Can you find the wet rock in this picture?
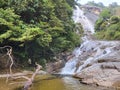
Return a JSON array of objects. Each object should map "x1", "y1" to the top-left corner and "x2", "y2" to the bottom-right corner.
[
  {"x1": 72, "y1": 40, "x2": 120, "y2": 87},
  {"x1": 75, "y1": 63, "x2": 120, "y2": 87},
  {"x1": 113, "y1": 80, "x2": 120, "y2": 87},
  {"x1": 75, "y1": 50, "x2": 120, "y2": 88},
  {"x1": 46, "y1": 60, "x2": 65, "y2": 73}
]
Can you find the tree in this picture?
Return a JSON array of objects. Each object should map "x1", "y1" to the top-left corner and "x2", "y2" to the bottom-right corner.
[
  {"x1": 97, "y1": 2, "x2": 105, "y2": 8},
  {"x1": 0, "y1": 0, "x2": 81, "y2": 66},
  {"x1": 110, "y1": 16, "x2": 120, "y2": 24},
  {"x1": 109, "y1": 2, "x2": 118, "y2": 8},
  {"x1": 100, "y1": 8, "x2": 111, "y2": 20}
]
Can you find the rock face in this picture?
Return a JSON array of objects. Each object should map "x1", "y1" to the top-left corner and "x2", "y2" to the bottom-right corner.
[
  {"x1": 74, "y1": 42, "x2": 120, "y2": 88},
  {"x1": 61, "y1": 5, "x2": 120, "y2": 88},
  {"x1": 46, "y1": 60, "x2": 65, "y2": 73}
]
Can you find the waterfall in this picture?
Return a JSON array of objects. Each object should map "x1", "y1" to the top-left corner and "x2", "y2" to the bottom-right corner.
[
  {"x1": 59, "y1": 5, "x2": 120, "y2": 88},
  {"x1": 60, "y1": 5, "x2": 95, "y2": 75},
  {"x1": 60, "y1": 5, "x2": 120, "y2": 76}
]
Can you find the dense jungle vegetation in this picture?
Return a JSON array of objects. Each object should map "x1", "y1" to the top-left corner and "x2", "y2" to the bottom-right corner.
[
  {"x1": 95, "y1": 2, "x2": 120, "y2": 40},
  {"x1": 0, "y1": 0, "x2": 83, "y2": 67}
]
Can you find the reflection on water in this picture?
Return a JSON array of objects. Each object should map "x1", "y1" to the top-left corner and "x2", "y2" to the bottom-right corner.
[
  {"x1": 0, "y1": 78, "x2": 23, "y2": 90},
  {"x1": 63, "y1": 77, "x2": 83, "y2": 90},
  {"x1": 0, "y1": 74, "x2": 114, "y2": 90},
  {"x1": 32, "y1": 75, "x2": 66, "y2": 90},
  {"x1": 31, "y1": 75, "x2": 112, "y2": 90}
]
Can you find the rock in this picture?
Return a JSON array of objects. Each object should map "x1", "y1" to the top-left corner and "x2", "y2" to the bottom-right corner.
[
  {"x1": 75, "y1": 63, "x2": 120, "y2": 87},
  {"x1": 61, "y1": 7, "x2": 120, "y2": 88},
  {"x1": 68, "y1": 5, "x2": 120, "y2": 89},
  {"x1": 46, "y1": 60, "x2": 65, "y2": 73},
  {"x1": 74, "y1": 45, "x2": 120, "y2": 87},
  {"x1": 113, "y1": 81, "x2": 120, "y2": 90},
  {"x1": 75, "y1": 50, "x2": 120, "y2": 88}
]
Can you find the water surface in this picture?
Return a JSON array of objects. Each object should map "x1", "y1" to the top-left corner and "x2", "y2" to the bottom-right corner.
[
  {"x1": 0, "y1": 74, "x2": 114, "y2": 90},
  {"x1": 31, "y1": 75, "x2": 112, "y2": 90}
]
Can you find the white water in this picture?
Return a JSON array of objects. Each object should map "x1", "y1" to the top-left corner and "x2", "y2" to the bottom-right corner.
[
  {"x1": 61, "y1": 6, "x2": 95, "y2": 75},
  {"x1": 72, "y1": 6, "x2": 94, "y2": 33},
  {"x1": 61, "y1": 6, "x2": 120, "y2": 75}
]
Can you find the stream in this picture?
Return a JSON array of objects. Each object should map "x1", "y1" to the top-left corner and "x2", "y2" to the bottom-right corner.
[{"x1": 0, "y1": 5, "x2": 118, "y2": 90}]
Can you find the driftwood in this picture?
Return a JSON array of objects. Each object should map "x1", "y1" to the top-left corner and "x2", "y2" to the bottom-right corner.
[
  {"x1": 9, "y1": 63, "x2": 42, "y2": 90},
  {"x1": 7, "y1": 48, "x2": 13, "y2": 75},
  {"x1": 0, "y1": 46, "x2": 42, "y2": 90},
  {"x1": 23, "y1": 62, "x2": 42, "y2": 90},
  {"x1": 0, "y1": 46, "x2": 13, "y2": 75}
]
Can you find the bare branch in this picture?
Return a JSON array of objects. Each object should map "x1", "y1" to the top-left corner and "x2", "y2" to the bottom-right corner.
[
  {"x1": 23, "y1": 62, "x2": 42, "y2": 90},
  {"x1": 7, "y1": 48, "x2": 13, "y2": 75},
  {"x1": 0, "y1": 46, "x2": 14, "y2": 83},
  {"x1": 0, "y1": 46, "x2": 43, "y2": 90},
  {"x1": 0, "y1": 46, "x2": 13, "y2": 75}
]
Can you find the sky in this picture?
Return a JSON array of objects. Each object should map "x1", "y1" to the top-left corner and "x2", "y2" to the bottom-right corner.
[{"x1": 78, "y1": 0, "x2": 120, "y2": 6}]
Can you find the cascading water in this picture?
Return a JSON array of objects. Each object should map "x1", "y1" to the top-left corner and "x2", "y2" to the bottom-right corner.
[
  {"x1": 61, "y1": 5, "x2": 95, "y2": 75},
  {"x1": 72, "y1": 6, "x2": 94, "y2": 33},
  {"x1": 72, "y1": 5, "x2": 95, "y2": 41},
  {"x1": 60, "y1": 5, "x2": 120, "y2": 75}
]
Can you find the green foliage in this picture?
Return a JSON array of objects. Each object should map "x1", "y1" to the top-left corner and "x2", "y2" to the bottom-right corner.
[
  {"x1": 0, "y1": 30, "x2": 12, "y2": 43},
  {"x1": 100, "y1": 8, "x2": 111, "y2": 20},
  {"x1": 95, "y1": 8, "x2": 112, "y2": 32},
  {"x1": 95, "y1": 5, "x2": 120, "y2": 40},
  {"x1": 0, "y1": 0, "x2": 81, "y2": 66},
  {"x1": 110, "y1": 16, "x2": 120, "y2": 24},
  {"x1": 66, "y1": 0, "x2": 76, "y2": 7},
  {"x1": 95, "y1": 15, "x2": 120, "y2": 40},
  {"x1": 86, "y1": 1, "x2": 105, "y2": 8},
  {"x1": 0, "y1": 8, "x2": 22, "y2": 44},
  {"x1": 95, "y1": 18, "x2": 104, "y2": 31},
  {"x1": 114, "y1": 31, "x2": 120, "y2": 39}
]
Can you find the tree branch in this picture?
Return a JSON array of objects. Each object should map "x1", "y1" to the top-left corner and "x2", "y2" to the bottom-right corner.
[{"x1": 0, "y1": 46, "x2": 43, "y2": 90}]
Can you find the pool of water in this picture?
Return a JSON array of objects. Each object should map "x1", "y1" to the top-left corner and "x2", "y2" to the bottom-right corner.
[
  {"x1": 31, "y1": 75, "x2": 113, "y2": 90},
  {"x1": 0, "y1": 74, "x2": 114, "y2": 90}
]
